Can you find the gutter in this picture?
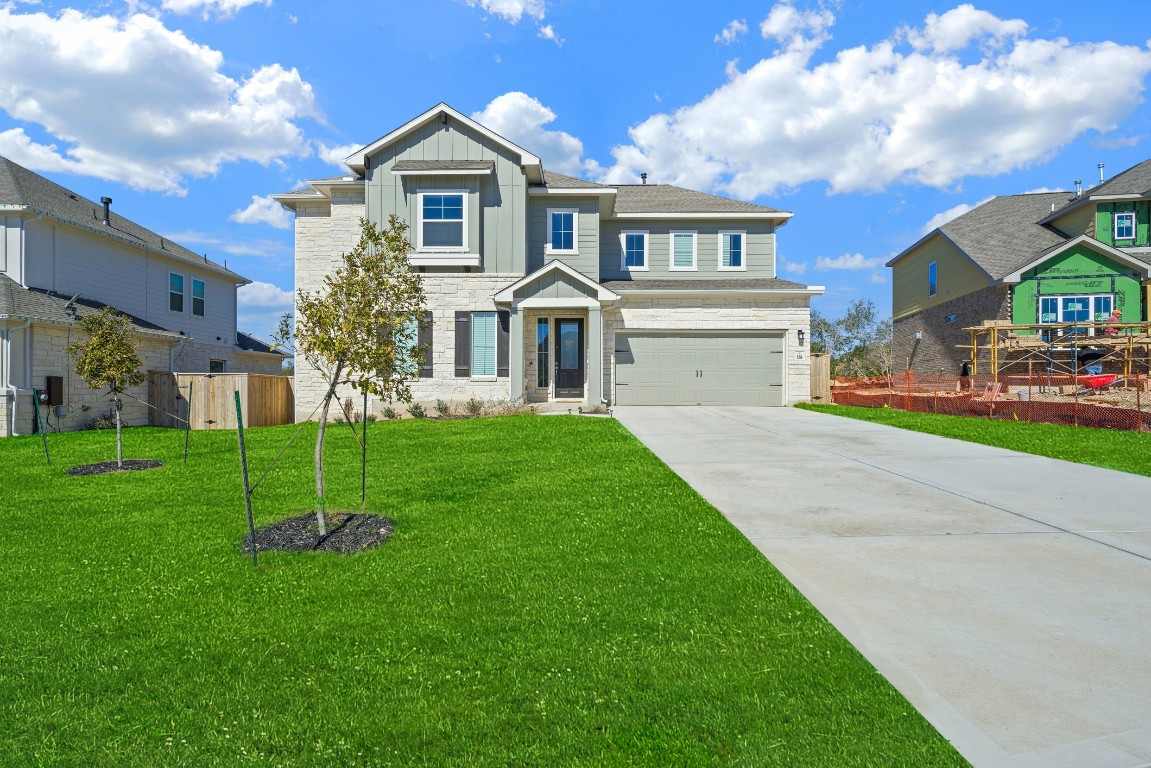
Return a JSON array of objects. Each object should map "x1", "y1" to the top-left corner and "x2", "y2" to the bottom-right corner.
[{"x1": 3, "y1": 318, "x2": 31, "y2": 436}]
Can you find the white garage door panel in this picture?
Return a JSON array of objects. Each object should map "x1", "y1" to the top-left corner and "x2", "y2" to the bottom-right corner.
[{"x1": 615, "y1": 332, "x2": 784, "y2": 406}]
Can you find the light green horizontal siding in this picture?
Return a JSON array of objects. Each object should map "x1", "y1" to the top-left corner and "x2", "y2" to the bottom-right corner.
[
  {"x1": 527, "y1": 198, "x2": 600, "y2": 280},
  {"x1": 599, "y1": 221, "x2": 776, "y2": 279},
  {"x1": 891, "y1": 236, "x2": 987, "y2": 319}
]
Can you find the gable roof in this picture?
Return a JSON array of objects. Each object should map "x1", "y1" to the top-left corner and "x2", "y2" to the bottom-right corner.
[
  {"x1": 492, "y1": 260, "x2": 620, "y2": 303},
  {"x1": 0, "y1": 274, "x2": 182, "y2": 338},
  {"x1": 345, "y1": 103, "x2": 542, "y2": 181},
  {"x1": 236, "y1": 330, "x2": 289, "y2": 357},
  {"x1": 1085, "y1": 159, "x2": 1151, "y2": 197},
  {"x1": 0, "y1": 156, "x2": 247, "y2": 283},
  {"x1": 1001, "y1": 234, "x2": 1151, "y2": 283}
]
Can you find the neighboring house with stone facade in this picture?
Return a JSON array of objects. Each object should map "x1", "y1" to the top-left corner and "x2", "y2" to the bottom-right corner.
[
  {"x1": 0, "y1": 156, "x2": 285, "y2": 437},
  {"x1": 274, "y1": 103, "x2": 822, "y2": 419},
  {"x1": 890, "y1": 160, "x2": 1151, "y2": 375}
]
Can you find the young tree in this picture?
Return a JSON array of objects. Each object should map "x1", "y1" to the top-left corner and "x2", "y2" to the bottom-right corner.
[
  {"x1": 284, "y1": 215, "x2": 426, "y2": 535},
  {"x1": 65, "y1": 307, "x2": 146, "y2": 468},
  {"x1": 811, "y1": 298, "x2": 893, "y2": 379}
]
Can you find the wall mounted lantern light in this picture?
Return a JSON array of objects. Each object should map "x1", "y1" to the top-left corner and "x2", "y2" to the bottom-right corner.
[{"x1": 797, "y1": 329, "x2": 806, "y2": 346}]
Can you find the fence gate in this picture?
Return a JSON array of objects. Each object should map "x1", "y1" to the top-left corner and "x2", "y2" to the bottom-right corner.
[{"x1": 148, "y1": 372, "x2": 294, "y2": 430}]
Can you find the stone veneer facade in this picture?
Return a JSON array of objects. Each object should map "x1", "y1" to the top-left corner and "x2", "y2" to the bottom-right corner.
[{"x1": 894, "y1": 285, "x2": 1009, "y2": 375}]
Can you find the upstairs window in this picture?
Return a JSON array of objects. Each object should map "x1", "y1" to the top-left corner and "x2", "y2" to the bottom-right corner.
[
  {"x1": 169, "y1": 272, "x2": 184, "y2": 312},
  {"x1": 418, "y1": 191, "x2": 466, "y2": 251},
  {"x1": 928, "y1": 261, "x2": 937, "y2": 297},
  {"x1": 1114, "y1": 211, "x2": 1135, "y2": 241},
  {"x1": 670, "y1": 231, "x2": 697, "y2": 271},
  {"x1": 621, "y1": 231, "x2": 648, "y2": 271},
  {"x1": 719, "y1": 231, "x2": 745, "y2": 270},
  {"x1": 547, "y1": 209, "x2": 577, "y2": 253},
  {"x1": 192, "y1": 279, "x2": 205, "y2": 317}
]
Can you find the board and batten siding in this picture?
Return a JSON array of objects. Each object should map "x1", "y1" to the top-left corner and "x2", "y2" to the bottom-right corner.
[
  {"x1": 891, "y1": 235, "x2": 988, "y2": 319},
  {"x1": 598, "y1": 220, "x2": 776, "y2": 280},
  {"x1": 363, "y1": 118, "x2": 527, "y2": 275},
  {"x1": 526, "y1": 197, "x2": 600, "y2": 280}
]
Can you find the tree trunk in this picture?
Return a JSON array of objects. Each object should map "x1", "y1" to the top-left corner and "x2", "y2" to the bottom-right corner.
[
  {"x1": 313, "y1": 364, "x2": 343, "y2": 537},
  {"x1": 114, "y1": 394, "x2": 124, "y2": 469}
]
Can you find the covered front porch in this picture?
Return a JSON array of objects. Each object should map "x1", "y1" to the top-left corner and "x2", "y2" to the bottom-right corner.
[{"x1": 493, "y1": 261, "x2": 618, "y2": 406}]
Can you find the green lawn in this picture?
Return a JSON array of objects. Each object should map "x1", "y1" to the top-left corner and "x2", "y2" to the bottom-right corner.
[
  {"x1": 799, "y1": 403, "x2": 1151, "y2": 477},
  {"x1": 1, "y1": 417, "x2": 966, "y2": 767}
]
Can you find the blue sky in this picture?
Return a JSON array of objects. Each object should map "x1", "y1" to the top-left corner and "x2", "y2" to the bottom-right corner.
[{"x1": 3, "y1": 0, "x2": 1151, "y2": 340}]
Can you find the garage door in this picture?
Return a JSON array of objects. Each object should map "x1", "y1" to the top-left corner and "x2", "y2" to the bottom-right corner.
[{"x1": 614, "y1": 332, "x2": 785, "y2": 406}]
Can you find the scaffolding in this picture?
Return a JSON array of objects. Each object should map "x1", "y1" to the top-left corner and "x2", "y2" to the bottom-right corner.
[{"x1": 963, "y1": 321, "x2": 1151, "y2": 381}]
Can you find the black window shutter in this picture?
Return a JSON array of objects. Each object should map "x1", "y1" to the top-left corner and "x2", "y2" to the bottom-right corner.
[
  {"x1": 454, "y1": 312, "x2": 471, "y2": 377},
  {"x1": 418, "y1": 311, "x2": 433, "y2": 378},
  {"x1": 497, "y1": 310, "x2": 510, "y2": 377}
]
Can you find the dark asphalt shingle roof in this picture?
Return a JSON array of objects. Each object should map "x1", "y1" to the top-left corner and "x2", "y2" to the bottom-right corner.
[
  {"x1": 614, "y1": 184, "x2": 786, "y2": 215},
  {"x1": 0, "y1": 156, "x2": 246, "y2": 283},
  {"x1": 236, "y1": 331, "x2": 288, "y2": 356},
  {"x1": 539, "y1": 170, "x2": 610, "y2": 188},
  {"x1": 934, "y1": 192, "x2": 1074, "y2": 280},
  {"x1": 1085, "y1": 159, "x2": 1151, "y2": 197},
  {"x1": 391, "y1": 160, "x2": 494, "y2": 172},
  {"x1": 602, "y1": 278, "x2": 812, "y2": 291},
  {"x1": 0, "y1": 274, "x2": 182, "y2": 338}
]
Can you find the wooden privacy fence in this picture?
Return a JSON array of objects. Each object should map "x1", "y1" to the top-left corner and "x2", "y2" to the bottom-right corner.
[
  {"x1": 809, "y1": 353, "x2": 831, "y2": 403},
  {"x1": 149, "y1": 372, "x2": 294, "y2": 430}
]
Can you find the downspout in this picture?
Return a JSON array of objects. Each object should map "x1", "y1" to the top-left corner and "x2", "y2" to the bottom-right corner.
[{"x1": 4, "y1": 318, "x2": 32, "y2": 436}]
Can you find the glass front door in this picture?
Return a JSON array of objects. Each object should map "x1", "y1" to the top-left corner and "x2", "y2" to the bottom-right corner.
[{"x1": 554, "y1": 318, "x2": 585, "y2": 398}]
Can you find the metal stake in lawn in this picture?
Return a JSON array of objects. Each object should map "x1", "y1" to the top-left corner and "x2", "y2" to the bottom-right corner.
[
  {"x1": 234, "y1": 390, "x2": 258, "y2": 567},
  {"x1": 183, "y1": 380, "x2": 192, "y2": 464},
  {"x1": 31, "y1": 389, "x2": 50, "y2": 465},
  {"x1": 361, "y1": 389, "x2": 368, "y2": 512}
]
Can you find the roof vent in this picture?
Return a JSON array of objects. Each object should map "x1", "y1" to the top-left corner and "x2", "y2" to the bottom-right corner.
[
  {"x1": 640, "y1": 172, "x2": 647, "y2": 185},
  {"x1": 1098, "y1": 162, "x2": 1105, "y2": 184},
  {"x1": 1074, "y1": 180, "x2": 1082, "y2": 198},
  {"x1": 100, "y1": 196, "x2": 112, "y2": 225}
]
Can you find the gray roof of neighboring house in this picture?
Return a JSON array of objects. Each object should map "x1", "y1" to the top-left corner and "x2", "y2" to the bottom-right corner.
[
  {"x1": 0, "y1": 274, "x2": 182, "y2": 338},
  {"x1": 0, "y1": 156, "x2": 247, "y2": 283},
  {"x1": 613, "y1": 184, "x2": 786, "y2": 215},
  {"x1": 539, "y1": 170, "x2": 610, "y2": 188},
  {"x1": 391, "y1": 160, "x2": 494, "y2": 172},
  {"x1": 236, "y1": 331, "x2": 289, "y2": 356},
  {"x1": 1085, "y1": 158, "x2": 1151, "y2": 197},
  {"x1": 931, "y1": 192, "x2": 1075, "y2": 280},
  {"x1": 602, "y1": 277, "x2": 813, "y2": 292}
]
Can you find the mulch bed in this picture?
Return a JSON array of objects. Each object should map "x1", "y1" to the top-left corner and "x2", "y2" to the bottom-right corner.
[
  {"x1": 66, "y1": 459, "x2": 164, "y2": 476},
  {"x1": 243, "y1": 512, "x2": 394, "y2": 555}
]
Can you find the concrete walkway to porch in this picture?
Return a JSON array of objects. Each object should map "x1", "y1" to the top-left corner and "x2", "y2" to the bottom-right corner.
[{"x1": 614, "y1": 405, "x2": 1151, "y2": 768}]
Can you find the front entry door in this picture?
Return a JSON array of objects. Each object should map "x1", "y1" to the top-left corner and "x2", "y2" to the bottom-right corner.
[{"x1": 554, "y1": 318, "x2": 585, "y2": 398}]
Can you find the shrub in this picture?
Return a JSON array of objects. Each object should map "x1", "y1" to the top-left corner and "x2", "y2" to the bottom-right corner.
[
  {"x1": 465, "y1": 397, "x2": 484, "y2": 418},
  {"x1": 86, "y1": 415, "x2": 115, "y2": 430},
  {"x1": 409, "y1": 402, "x2": 427, "y2": 419},
  {"x1": 435, "y1": 399, "x2": 452, "y2": 418},
  {"x1": 382, "y1": 407, "x2": 398, "y2": 420}
]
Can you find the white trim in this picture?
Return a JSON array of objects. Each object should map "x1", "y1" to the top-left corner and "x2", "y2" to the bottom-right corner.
[
  {"x1": 392, "y1": 168, "x2": 492, "y2": 176},
  {"x1": 545, "y1": 208, "x2": 579, "y2": 255},
  {"x1": 669, "y1": 231, "x2": 697, "y2": 271},
  {"x1": 493, "y1": 260, "x2": 620, "y2": 303},
  {"x1": 1000, "y1": 234, "x2": 1151, "y2": 283},
  {"x1": 718, "y1": 231, "x2": 747, "y2": 271},
  {"x1": 614, "y1": 211, "x2": 792, "y2": 220},
  {"x1": 620, "y1": 230, "x2": 649, "y2": 272},
  {"x1": 612, "y1": 287, "x2": 826, "y2": 297},
  {"x1": 168, "y1": 271, "x2": 185, "y2": 314},
  {"x1": 529, "y1": 187, "x2": 618, "y2": 196},
  {"x1": 416, "y1": 189, "x2": 468, "y2": 253},
  {"x1": 409, "y1": 253, "x2": 480, "y2": 267},
  {"x1": 514, "y1": 298, "x2": 601, "y2": 309},
  {"x1": 1114, "y1": 210, "x2": 1136, "y2": 241}
]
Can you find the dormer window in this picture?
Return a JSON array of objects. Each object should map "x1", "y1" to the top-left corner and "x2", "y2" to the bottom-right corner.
[
  {"x1": 418, "y1": 191, "x2": 466, "y2": 251},
  {"x1": 1114, "y1": 211, "x2": 1135, "y2": 241}
]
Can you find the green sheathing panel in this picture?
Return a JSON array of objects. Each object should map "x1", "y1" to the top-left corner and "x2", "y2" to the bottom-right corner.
[
  {"x1": 615, "y1": 332, "x2": 784, "y2": 406},
  {"x1": 1011, "y1": 245, "x2": 1142, "y2": 331},
  {"x1": 526, "y1": 198, "x2": 600, "y2": 279},
  {"x1": 512, "y1": 270, "x2": 599, "y2": 301},
  {"x1": 1095, "y1": 201, "x2": 1151, "y2": 247},
  {"x1": 599, "y1": 220, "x2": 775, "y2": 280},
  {"x1": 891, "y1": 235, "x2": 986, "y2": 319},
  {"x1": 364, "y1": 119, "x2": 526, "y2": 274}
]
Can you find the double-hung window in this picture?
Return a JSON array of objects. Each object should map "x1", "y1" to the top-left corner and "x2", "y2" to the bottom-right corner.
[
  {"x1": 1114, "y1": 211, "x2": 1135, "y2": 241},
  {"x1": 547, "y1": 209, "x2": 577, "y2": 254},
  {"x1": 191, "y1": 279, "x2": 205, "y2": 317},
  {"x1": 928, "y1": 261, "x2": 937, "y2": 297},
  {"x1": 621, "y1": 231, "x2": 648, "y2": 271},
  {"x1": 670, "y1": 231, "x2": 697, "y2": 271},
  {"x1": 719, "y1": 231, "x2": 746, "y2": 270},
  {"x1": 169, "y1": 273, "x2": 184, "y2": 312},
  {"x1": 418, "y1": 191, "x2": 466, "y2": 251}
]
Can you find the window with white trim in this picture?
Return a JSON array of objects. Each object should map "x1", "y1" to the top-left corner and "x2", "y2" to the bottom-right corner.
[
  {"x1": 471, "y1": 312, "x2": 497, "y2": 377},
  {"x1": 1040, "y1": 294, "x2": 1113, "y2": 336},
  {"x1": 547, "y1": 209, "x2": 578, "y2": 253},
  {"x1": 169, "y1": 272, "x2": 184, "y2": 312},
  {"x1": 417, "y1": 191, "x2": 466, "y2": 251},
  {"x1": 621, "y1": 231, "x2": 648, "y2": 271},
  {"x1": 191, "y1": 279, "x2": 205, "y2": 317},
  {"x1": 719, "y1": 231, "x2": 746, "y2": 270},
  {"x1": 928, "y1": 261, "x2": 937, "y2": 297},
  {"x1": 1114, "y1": 211, "x2": 1135, "y2": 240},
  {"x1": 670, "y1": 231, "x2": 697, "y2": 271}
]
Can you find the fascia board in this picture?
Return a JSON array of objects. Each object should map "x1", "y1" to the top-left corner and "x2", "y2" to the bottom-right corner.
[
  {"x1": 391, "y1": 168, "x2": 493, "y2": 177},
  {"x1": 612, "y1": 211, "x2": 793, "y2": 220},
  {"x1": 493, "y1": 260, "x2": 620, "y2": 303},
  {"x1": 1000, "y1": 235, "x2": 1151, "y2": 283},
  {"x1": 528, "y1": 187, "x2": 618, "y2": 196},
  {"x1": 612, "y1": 287, "x2": 825, "y2": 297}
]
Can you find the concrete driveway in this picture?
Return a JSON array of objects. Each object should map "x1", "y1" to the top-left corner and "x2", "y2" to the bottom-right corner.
[{"x1": 613, "y1": 405, "x2": 1151, "y2": 768}]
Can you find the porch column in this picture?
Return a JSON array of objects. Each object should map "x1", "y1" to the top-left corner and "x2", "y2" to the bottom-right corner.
[
  {"x1": 587, "y1": 304, "x2": 603, "y2": 405},
  {"x1": 508, "y1": 306, "x2": 524, "y2": 403}
]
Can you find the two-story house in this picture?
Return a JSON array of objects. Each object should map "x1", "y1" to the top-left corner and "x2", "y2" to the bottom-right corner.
[
  {"x1": 275, "y1": 104, "x2": 822, "y2": 417},
  {"x1": 0, "y1": 156, "x2": 285, "y2": 436},
  {"x1": 889, "y1": 159, "x2": 1151, "y2": 375}
]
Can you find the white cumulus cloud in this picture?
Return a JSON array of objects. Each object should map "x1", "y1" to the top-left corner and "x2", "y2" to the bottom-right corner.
[
  {"x1": 537, "y1": 23, "x2": 563, "y2": 47},
  {"x1": 595, "y1": 3, "x2": 1151, "y2": 197},
  {"x1": 316, "y1": 141, "x2": 363, "y2": 170},
  {"x1": 463, "y1": 0, "x2": 545, "y2": 24},
  {"x1": 231, "y1": 194, "x2": 292, "y2": 229},
  {"x1": 715, "y1": 19, "x2": 748, "y2": 45},
  {"x1": 472, "y1": 92, "x2": 588, "y2": 176},
  {"x1": 0, "y1": 8, "x2": 317, "y2": 194},
  {"x1": 816, "y1": 253, "x2": 886, "y2": 270},
  {"x1": 238, "y1": 280, "x2": 294, "y2": 308},
  {"x1": 920, "y1": 197, "x2": 993, "y2": 234},
  {"x1": 161, "y1": 0, "x2": 271, "y2": 19}
]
